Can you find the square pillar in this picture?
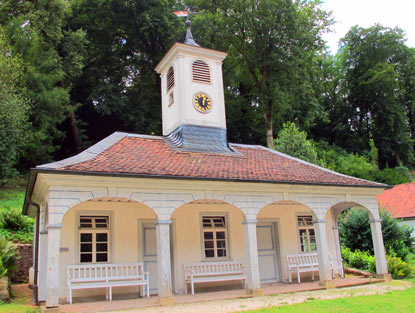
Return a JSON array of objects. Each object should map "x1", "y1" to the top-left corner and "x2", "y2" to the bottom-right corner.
[
  {"x1": 155, "y1": 220, "x2": 174, "y2": 305},
  {"x1": 45, "y1": 224, "x2": 62, "y2": 308},
  {"x1": 243, "y1": 218, "x2": 263, "y2": 296},
  {"x1": 369, "y1": 218, "x2": 390, "y2": 280},
  {"x1": 313, "y1": 219, "x2": 334, "y2": 287}
]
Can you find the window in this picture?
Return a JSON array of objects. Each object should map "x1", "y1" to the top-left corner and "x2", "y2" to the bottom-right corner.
[
  {"x1": 192, "y1": 60, "x2": 211, "y2": 83},
  {"x1": 166, "y1": 66, "x2": 174, "y2": 91},
  {"x1": 79, "y1": 216, "x2": 110, "y2": 263},
  {"x1": 202, "y1": 216, "x2": 228, "y2": 258},
  {"x1": 297, "y1": 216, "x2": 316, "y2": 252}
]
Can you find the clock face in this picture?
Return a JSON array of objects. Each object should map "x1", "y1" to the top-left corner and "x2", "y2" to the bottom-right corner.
[{"x1": 194, "y1": 93, "x2": 212, "y2": 113}]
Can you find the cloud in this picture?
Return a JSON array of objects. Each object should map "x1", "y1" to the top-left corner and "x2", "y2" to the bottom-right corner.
[{"x1": 321, "y1": 0, "x2": 415, "y2": 54}]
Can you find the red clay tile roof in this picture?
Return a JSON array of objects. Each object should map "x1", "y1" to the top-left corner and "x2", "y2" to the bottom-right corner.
[
  {"x1": 377, "y1": 183, "x2": 415, "y2": 218},
  {"x1": 43, "y1": 133, "x2": 385, "y2": 187}
]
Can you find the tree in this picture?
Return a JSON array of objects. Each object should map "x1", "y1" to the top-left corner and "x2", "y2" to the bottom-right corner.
[
  {"x1": 0, "y1": 28, "x2": 29, "y2": 184},
  {"x1": 273, "y1": 122, "x2": 319, "y2": 164},
  {"x1": 339, "y1": 25, "x2": 413, "y2": 168},
  {"x1": 68, "y1": 0, "x2": 183, "y2": 151},
  {"x1": 339, "y1": 207, "x2": 414, "y2": 260},
  {"x1": 0, "y1": 0, "x2": 86, "y2": 166},
  {"x1": 191, "y1": 0, "x2": 332, "y2": 147}
]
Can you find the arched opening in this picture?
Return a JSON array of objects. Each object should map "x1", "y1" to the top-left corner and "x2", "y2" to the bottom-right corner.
[
  {"x1": 170, "y1": 199, "x2": 245, "y2": 294},
  {"x1": 326, "y1": 201, "x2": 377, "y2": 277},
  {"x1": 58, "y1": 197, "x2": 157, "y2": 302},
  {"x1": 257, "y1": 200, "x2": 316, "y2": 284}
]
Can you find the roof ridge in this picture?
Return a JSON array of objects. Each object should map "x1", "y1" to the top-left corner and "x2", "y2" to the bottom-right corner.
[
  {"x1": 257, "y1": 145, "x2": 388, "y2": 187},
  {"x1": 37, "y1": 132, "x2": 128, "y2": 169}
]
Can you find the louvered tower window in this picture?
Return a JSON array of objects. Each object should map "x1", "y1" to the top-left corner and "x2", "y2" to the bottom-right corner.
[
  {"x1": 166, "y1": 66, "x2": 175, "y2": 91},
  {"x1": 192, "y1": 60, "x2": 211, "y2": 83}
]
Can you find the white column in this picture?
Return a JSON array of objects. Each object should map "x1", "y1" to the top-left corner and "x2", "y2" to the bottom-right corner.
[
  {"x1": 313, "y1": 218, "x2": 333, "y2": 287},
  {"x1": 369, "y1": 218, "x2": 389, "y2": 277},
  {"x1": 242, "y1": 218, "x2": 263, "y2": 296},
  {"x1": 45, "y1": 224, "x2": 62, "y2": 308},
  {"x1": 155, "y1": 219, "x2": 174, "y2": 305}
]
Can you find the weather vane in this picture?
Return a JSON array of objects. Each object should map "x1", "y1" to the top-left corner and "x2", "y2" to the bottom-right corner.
[{"x1": 173, "y1": 9, "x2": 199, "y2": 47}]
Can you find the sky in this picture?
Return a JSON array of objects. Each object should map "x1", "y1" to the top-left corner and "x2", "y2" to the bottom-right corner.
[{"x1": 321, "y1": 0, "x2": 415, "y2": 54}]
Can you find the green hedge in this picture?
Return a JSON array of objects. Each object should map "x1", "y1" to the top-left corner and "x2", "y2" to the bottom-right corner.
[{"x1": 341, "y1": 247, "x2": 414, "y2": 279}]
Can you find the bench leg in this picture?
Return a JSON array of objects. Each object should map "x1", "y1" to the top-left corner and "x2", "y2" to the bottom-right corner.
[
  {"x1": 184, "y1": 282, "x2": 187, "y2": 294},
  {"x1": 191, "y1": 281, "x2": 195, "y2": 295},
  {"x1": 68, "y1": 287, "x2": 72, "y2": 304},
  {"x1": 147, "y1": 283, "x2": 149, "y2": 298},
  {"x1": 312, "y1": 270, "x2": 314, "y2": 281},
  {"x1": 289, "y1": 272, "x2": 292, "y2": 283},
  {"x1": 109, "y1": 286, "x2": 112, "y2": 301},
  {"x1": 297, "y1": 270, "x2": 300, "y2": 284}
]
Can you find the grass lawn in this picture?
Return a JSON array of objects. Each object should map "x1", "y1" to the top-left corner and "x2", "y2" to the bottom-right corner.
[
  {"x1": 0, "y1": 189, "x2": 25, "y2": 211},
  {"x1": 244, "y1": 281, "x2": 415, "y2": 313}
]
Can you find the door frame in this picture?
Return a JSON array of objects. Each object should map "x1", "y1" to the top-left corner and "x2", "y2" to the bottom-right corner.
[
  {"x1": 137, "y1": 219, "x2": 157, "y2": 294},
  {"x1": 257, "y1": 218, "x2": 283, "y2": 283}
]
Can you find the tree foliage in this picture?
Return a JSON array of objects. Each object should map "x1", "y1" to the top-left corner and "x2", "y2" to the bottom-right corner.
[
  {"x1": 0, "y1": 1, "x2": 414, "y2": 183},
  {"x1": 338, "y1": 25, "x2": 413, "y2": 168},
  {"x1": 274, "y1": 122, "x2": 319, "y2": 164},
  {"x1": 0, "y1": 28, "x2": 29, "y2": 184},
  {"x1": 339, "y1": 208, "x2": 414, "y2": 260}
]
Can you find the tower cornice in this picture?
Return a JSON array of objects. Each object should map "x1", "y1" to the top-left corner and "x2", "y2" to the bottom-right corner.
[{"x1": 155, "y1": 43, "x2": 227, "y2": 74}]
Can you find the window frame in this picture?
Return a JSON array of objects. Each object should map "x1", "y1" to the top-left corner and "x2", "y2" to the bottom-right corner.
[
  {"x1": 296, "y1": 214, "x2": 317, "y2": 253},
  {"x1": 199, "y1": 212, "x2": 231, "y2": 261},
  {"x1": 76, "y1": 211, "x2": 113, "y2": 264}
]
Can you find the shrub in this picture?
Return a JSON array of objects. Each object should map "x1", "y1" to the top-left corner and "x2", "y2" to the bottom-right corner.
[
  {"x1": 0, "y1": 258, "x2": 7, "y2": 278},
  {"x1": 0, "y1": 207, "x2": 33, "y2": 231},
  {"x1": 0, "y1": 237, "x2": 18, "y2": 272},
  {"x1": 341, "y1": 247, "x2": 375, "y2": 272},
  {"x1": 0, "y1": 228, "x2": 33, "y2": 243},
  {"x1": 386, "y1": 255, "x2": 414, "y2": 279}
]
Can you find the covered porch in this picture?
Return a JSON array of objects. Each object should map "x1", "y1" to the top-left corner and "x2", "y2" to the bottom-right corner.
[
  {"x1": 35, "y1": 178, "x2": 391, "y2": 309},
  {"x1": 58, "y1": 276, "x2": 387, "y2": 313}
]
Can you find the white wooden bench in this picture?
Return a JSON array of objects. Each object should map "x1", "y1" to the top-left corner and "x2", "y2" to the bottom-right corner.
[
  {"x1": 183, "y1": 261, "x2": 247, "y2": 295},
  {"x1": 286, "y1": 253, "x2": 319, "y2": 283},
  {"x1": 329, "y1": 253, "x2": 344, "y2": 278},
  {"x1": 67, "y1": 263, "x2": 149, "y2": 304}
]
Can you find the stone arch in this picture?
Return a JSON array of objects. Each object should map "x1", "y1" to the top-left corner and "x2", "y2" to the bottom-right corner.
[
  {"x1": 170, "y1": 198, "x2": 246, "y2": 293},
  {"x1": 326, "y1": 200, "x2": 388, "y2": 276},
  {"x1": 257, "y1": 200, "x2": 316, "y2": 220}
]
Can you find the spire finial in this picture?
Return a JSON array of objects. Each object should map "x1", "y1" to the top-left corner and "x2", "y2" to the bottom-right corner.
[{"x1": 184, "y1": 11, "x2": 199, "y2": 47}]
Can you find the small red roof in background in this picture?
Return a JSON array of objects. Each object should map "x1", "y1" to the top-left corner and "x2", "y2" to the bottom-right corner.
[{"x1": 377, "y1": 182, "x2": 415, "y2": 218}]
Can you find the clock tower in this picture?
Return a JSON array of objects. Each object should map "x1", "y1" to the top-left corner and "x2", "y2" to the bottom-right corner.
[{"x1": 155, "y1": 17, "x2": 232, "y2": 153}]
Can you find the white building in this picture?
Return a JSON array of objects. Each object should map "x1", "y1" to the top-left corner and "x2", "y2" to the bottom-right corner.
[{"x1": 23, "y1": 23, "x2": 391, "y2": 311}]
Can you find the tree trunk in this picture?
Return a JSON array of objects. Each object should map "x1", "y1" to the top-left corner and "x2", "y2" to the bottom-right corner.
[
  {"x1": 68, "y1": 108, "x2": 82, "y2": 150},
  {"x1": 264, "y1": 111, "x2": 274, "y2": 148}
]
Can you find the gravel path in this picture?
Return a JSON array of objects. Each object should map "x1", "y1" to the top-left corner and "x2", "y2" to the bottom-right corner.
[{"x1": 100, "y1": 281, "x2": 411, "y2": 313}]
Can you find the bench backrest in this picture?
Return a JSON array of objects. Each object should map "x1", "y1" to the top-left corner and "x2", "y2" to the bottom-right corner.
[
  {"x1": 286, "y1": 253, "x2": 318, "y2": 267},
  {"x1": 68, "y1": 263, "x2": 145, "y2": 283},
  {"x1": 183, "y1": 261, "x2": 244, "y2": 279}
]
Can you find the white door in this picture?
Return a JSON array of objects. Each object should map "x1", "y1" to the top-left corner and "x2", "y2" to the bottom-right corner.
[
  {"x1": 256, "y1": 223, "x2": 279, "y2": 283},
  {"x1": 142, "y1": 223, "x2": 158, "y2": 294}
]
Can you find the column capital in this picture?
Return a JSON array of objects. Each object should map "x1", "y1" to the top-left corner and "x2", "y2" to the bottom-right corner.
[
  {"x1": 46, "y1": 224, "x2": 62, "y2": 229},
  {"x1": 312, "y1": 218, "x2": 326, "y2": 224},
  {"x1": 369, "y1": 218, "x2": 382, "y2": 224},
  {"x1": 155, "y1": 220, "x2": 172, "y2": 225},
  {"x1": 242, "y1": 219, "x2": 257, "y2": 225}
]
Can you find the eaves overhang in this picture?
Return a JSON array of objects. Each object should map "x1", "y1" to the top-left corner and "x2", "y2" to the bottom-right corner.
[{"x1": 22, "y1": 167, "x2": 391, "y2": 216}]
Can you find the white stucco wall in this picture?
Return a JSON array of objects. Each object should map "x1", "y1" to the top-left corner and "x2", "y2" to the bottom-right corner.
[{"x1": 59, "y1": 200, "x2": 156, "y2": 300}]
